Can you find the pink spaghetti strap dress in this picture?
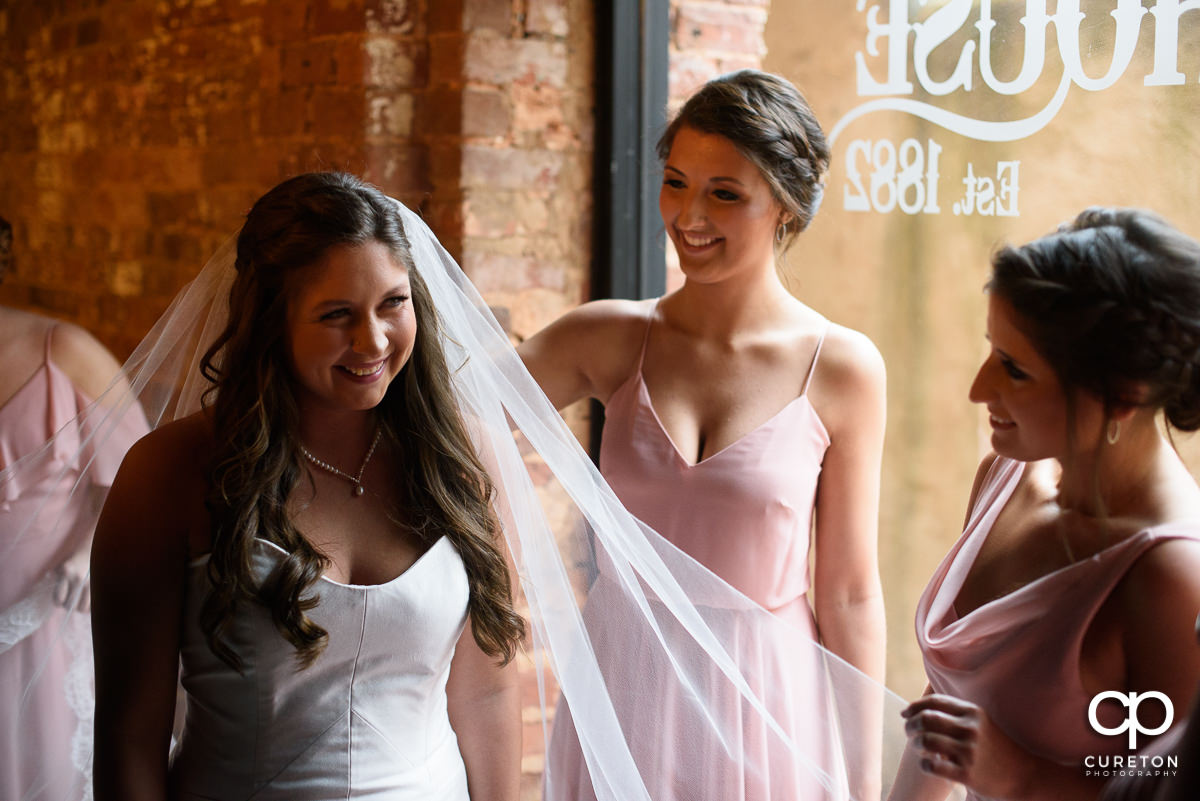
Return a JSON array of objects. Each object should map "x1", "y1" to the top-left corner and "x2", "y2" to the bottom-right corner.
[
  {"x1": 544, "y1": 304, "x2": 838, "y2": 800},
  {"x1": 916, "y1": 455, "x2": 1200, "y2": 800},
  {"x1": 598, "y1": 303, "x2": 831, "y2": 633},
  {"x1": 0, "y1": 327, "x2": 148, "y2": 801}
]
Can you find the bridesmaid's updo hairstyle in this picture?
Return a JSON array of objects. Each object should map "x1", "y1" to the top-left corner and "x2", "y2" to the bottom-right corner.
[
  {"x1": 656, "y1": 70, "x2": 830, "y2": 250},
  {"x1": 989, "y1": 207, "x2": 1200, "y2": 432}
]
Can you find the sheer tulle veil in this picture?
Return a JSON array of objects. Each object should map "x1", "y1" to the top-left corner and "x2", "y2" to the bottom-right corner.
[{"x1": 1, "y1": 190, "x2": 915, "y2": 800}]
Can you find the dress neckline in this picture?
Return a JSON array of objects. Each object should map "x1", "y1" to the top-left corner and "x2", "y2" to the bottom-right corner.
[
  {"x1": 947, "y1": 458, "x2": 1186, "y2": 623},
  {"x1": 0, "y1": 362, "x2": 51, "y2": 421},
  {"x1": 189, "y1": 534, "x2": 453, "y2": 590},
  {"x1": 633, "y1": 370, "x2": 822, "y2": 469},
  {"x1": 620, "y1": 300, "x2": 831, "y2": 469}
]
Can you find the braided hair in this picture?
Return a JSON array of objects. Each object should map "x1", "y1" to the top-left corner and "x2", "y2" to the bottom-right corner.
[
  {"x1": 656, "y1": 70, "x2": 830, "y2": 251},
  {"x1": 990, "y1": 207, "x2": 1200, "y2": 432}
]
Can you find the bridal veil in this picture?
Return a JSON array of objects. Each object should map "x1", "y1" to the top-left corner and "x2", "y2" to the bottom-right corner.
[{"x1": 1, "y1": 191, "x2": 911, "y2": 800}]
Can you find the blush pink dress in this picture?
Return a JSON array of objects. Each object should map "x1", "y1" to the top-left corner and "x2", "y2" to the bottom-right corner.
[
  {"x1": 0, "y1": 327, "x2": 148, "y2": 801},
  {"x1": 916, "y1": 455, "x2": 1200, "y2": 801},
  {"x1": 596, "y1": 308, "x2": 830, "y2": 633},
  {"x1": 544, "y1": 305, "x2": 838, "y2": 800}
]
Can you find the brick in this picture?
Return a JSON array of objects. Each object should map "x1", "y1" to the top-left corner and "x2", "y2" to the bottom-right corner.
[
  {"x1": 280, "y1": 39, "x2": 340, "y2": 87},
  {"x1": 363, "y1": 35, "x2": 424, "y2": 89},
  {"x1": 334, "y1": 36, "x2": 368, "y2": 84},
  {"x1": 462, "y1": 251, "x2": 567, "y2": 293},
  {"x1": 51, "y1": 22, "x2": 72, "y2": 51},
  {"x1": 463, "y1": 192, "x2": 518, "y2": 238},
  {"x1": 461, "y1": 145, "x2": 563, "y2": 190},
  {"x1": 146, "y1": 191, "x2": 197, "y2": 227},
  {"x1": 525, "y1": 0, "x2": 568, "y2": 38},
  {"x1": 105, "y1": 256, "x2": 143, "y2": 297},
  {"x1": 463, "y1": 33, "x2": 567, "y2": 89},
  {"x1": 156, "y1": 0, "x2": 238, "y2": 31},
  {"x1": 506, "y1": 287, "x2": 576, "y2": 345},
  {"x1": 669, "y1": 53, "x2": 722, "y2": 102},
  {"x1": 31, "y1": 287, "x2": 81, "y2": 317},
  {"x1": 365, "y1": 91, "x2": 413, "y2": 137},
  {"x1": 76, "y1": 17, "x2": 101, "y2": 47},
  {"x1": 201, "y1": 143, "x2": 262, "y2": 185},
  {"x1": 673, "y1": 2, "x2": 766, "y2": 56},
  {"x1": 511, "y1": 83, "x2": 576, "y2": 149},
  {"x1": 261, "y1": 0, "x2": 309, "y2": 43},
  {"x1": 204, "y1": 102, "x2": 256, "y2": 143},
  {"x1": 463, "y1": 0, "x2": 510, "y2": 33},
  {"x1": 422, "y1": 196, "x2": 464, "y2": 243},
  {"x1": 311, "y1": 0, "x2": 366, "y2": 35},
  {"x1": 428, "y1": 31, "x2": 464, "y2": 77},
  {"x1": 716, "y1": 53, "x2": 760, "y2": 75},
  {"x1": 367, "y1": 0, "x2": 418, "y2": 34},
  {"x1": 419, "y1": 86, "x2": 463, "y2": 137},
  {"x1": 426, "y1": 0, "x2": 462, "y2": 34},
  {"x1": 462, "y1": 87, "x2": 508, "y2": 137},
  {"x1": 362, "y1": 142, "x2": 429, "y2": 194},
  {"x1": 463, "y1": 191, "x2": 550, "y2": 238},
  {"x1": 260, "y1": 87, "x2": 311, "y2": 137}
]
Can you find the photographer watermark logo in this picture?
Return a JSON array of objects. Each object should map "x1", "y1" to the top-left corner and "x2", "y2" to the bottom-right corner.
[
  {"x1": 1088, "y1": 691, "x2": 1174, "y2": 749},
  {"x1": 1083, "y1": 691, "x2": 1179, "y2": 779}
]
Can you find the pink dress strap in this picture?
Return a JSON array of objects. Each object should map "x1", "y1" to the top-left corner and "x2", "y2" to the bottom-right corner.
[
  {"x1": 800, "y1": 321, "x2": 830, "y2": 396},
  {"x1": 632, "y1": 298, "x2": 657, "y2": 373}
]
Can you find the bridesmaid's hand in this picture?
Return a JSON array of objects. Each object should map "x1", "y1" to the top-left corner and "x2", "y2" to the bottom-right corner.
[
  {"x1": 901, "y1": 694, "x2": 1031, "y2": 800},
  {"x1": 53, "y1": 545, "x2": 91, "y2": 611}
]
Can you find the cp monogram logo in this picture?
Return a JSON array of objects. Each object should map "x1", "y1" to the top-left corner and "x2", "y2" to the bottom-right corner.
[{"x1": 1088, "y1": 691, "x2": 1174, "y2": 750}]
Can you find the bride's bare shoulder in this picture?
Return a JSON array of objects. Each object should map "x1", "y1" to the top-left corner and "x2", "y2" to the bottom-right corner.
[{"x1": 115, "y1": 411, "x2": 214, "y2": 495}]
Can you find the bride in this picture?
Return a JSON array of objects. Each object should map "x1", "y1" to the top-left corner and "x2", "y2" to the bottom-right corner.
[{"x1": 90, "y1": 172, "x2": 524, "y2": 800}]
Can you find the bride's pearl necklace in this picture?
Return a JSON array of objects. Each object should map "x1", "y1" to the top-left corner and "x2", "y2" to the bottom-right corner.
[{"x1": 299, "y1": 428, "x2": 382, "y2": 497}]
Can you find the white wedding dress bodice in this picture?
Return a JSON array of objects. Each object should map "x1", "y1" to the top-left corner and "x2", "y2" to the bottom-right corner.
[{"x1": 171, "y1": 536, "x2": 471, "y2": 801}]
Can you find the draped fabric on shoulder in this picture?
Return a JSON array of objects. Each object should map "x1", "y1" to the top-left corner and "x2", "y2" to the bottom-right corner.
[{"x1": 3, "y1": 199, "x2": 910, "y2": 800}]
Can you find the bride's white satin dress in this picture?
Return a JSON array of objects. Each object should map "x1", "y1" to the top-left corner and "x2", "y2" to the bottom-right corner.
[{"x1": 171, "y1": 536, "x2": 471, "y2": 800}]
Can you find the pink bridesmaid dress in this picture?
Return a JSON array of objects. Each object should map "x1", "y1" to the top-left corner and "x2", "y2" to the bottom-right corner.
[
  {"x1": 0, "y1": 327, "x2": 148, "y2": 801},
  {"x1": 598, "y1": 305, "x2": 830, "y2": 635},
  {"x1": 916, "y1": 455, "x2": 1200, "y2": 801},
  {"x1": 544, "y1": 304, "x2": 839, "y2": 800}
]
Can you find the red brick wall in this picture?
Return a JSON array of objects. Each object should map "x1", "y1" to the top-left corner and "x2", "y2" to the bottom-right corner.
[
  {"x1": 669, "y1": 0, "x2": 769, "y2": 105},
  {"x1": 0, "y1": 0, "x2": 434, "y2": 358},
  {"x1": 434, "y1": 0, "x2": 594, "y2": 349},
  {"x1": 429, "y1": 4, "x2": 595, "y2": 796}
]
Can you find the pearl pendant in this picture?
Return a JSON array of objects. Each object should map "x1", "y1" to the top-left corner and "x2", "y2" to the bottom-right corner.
[{"x1": 354, "y1": 484, "x2": 365, "y2": 497}]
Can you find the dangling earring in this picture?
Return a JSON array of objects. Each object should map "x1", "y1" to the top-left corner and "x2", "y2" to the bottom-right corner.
[
  {"x1": 1106, "y1": 419, "x2": 1121, "y2": 445},
  {"x1": 775, "y1": 222, "x2": 786, "y2": 243}
]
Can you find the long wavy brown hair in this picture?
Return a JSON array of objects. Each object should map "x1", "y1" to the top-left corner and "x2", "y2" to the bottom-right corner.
[{"x1": 198, "y1": 172, "x2": 524, "y2": 669}]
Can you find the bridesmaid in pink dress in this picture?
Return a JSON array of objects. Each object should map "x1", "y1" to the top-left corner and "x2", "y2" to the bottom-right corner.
[
  {"x1": 520, "y1": 71, "x2": 887, "y2": 798},
  {"x1": 895, "y1": 208, "x2": 1200, "y2": 801},
  {"x1": 0, "y1": 216, "x2": 149, "y2": 800}
]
